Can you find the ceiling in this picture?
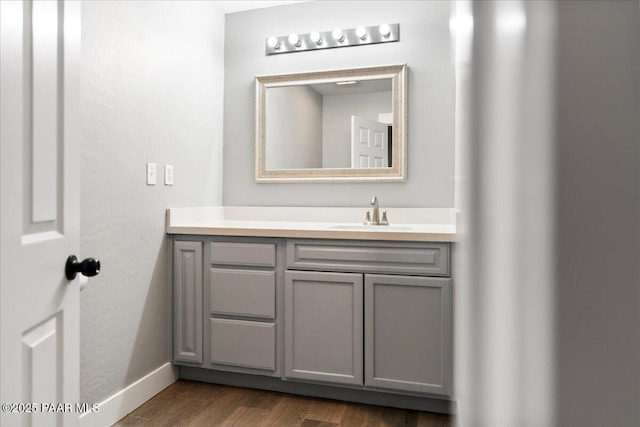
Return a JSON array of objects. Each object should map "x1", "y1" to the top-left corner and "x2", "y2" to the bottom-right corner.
[{"x1": 213, "y1": 1, "x2": 310, "y2": 14}]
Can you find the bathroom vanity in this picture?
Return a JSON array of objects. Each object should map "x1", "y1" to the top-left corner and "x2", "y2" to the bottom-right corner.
[{"x1": 167, "y1": 207, "x2": 458, "y2": 413}]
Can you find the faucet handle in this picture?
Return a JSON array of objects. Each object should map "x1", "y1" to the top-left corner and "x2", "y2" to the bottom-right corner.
[
  {"x1": 364, "y1": 211, "x2": 372, "y2": 225},
  {"x1": 380, "y1": 211, "x2": 389, "y2": 226}
]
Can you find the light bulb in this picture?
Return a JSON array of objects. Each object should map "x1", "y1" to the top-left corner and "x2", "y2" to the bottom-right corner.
[
  {"x1": 288, "y1": 33, "x2": 301, "y2": 47},
  {"x1": 379, "y1": 23, "x2": 391, "y2": 37},
  {"x1": 332, "y1": 29, "x2": 344, "y2": 42},
  {"x1": 310, "y1": 31, "x2": 322, "y2": 45},
  {"x1": 355, "y1": 26, "x2": 367, "y2": 40},
  {"x1": 267, "y1": 36, "x2": 280, "y2": 49}
]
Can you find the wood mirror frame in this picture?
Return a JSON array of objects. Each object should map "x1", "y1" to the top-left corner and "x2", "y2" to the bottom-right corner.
[{"x1": 255, "y1": 64, "x2": 407, "y2": 183}]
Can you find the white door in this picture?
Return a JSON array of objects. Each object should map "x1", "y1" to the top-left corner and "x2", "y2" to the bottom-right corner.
[
  {"x1": 1, "y1": 1, "x2": 82, "y2": 426},
  {"x1": 350, "y1": 115, "x2": 389, "y2": 168}
]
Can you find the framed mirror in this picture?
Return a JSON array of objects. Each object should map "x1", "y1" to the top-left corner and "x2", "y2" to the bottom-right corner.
[{"x1": 255, "y1": 64, "x2": 407, "y2": 182}]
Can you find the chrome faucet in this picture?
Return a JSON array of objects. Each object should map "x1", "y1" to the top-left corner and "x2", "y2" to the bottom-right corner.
[
  {"x1": 364, "y1": 196, "x2": 389, "y2": 226},
  {"x1": 371, "y1": 196, "x2": 380, "y2": 224}
]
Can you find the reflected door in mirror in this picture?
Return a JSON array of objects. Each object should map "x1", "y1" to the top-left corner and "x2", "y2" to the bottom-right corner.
[{"x1": 351, "y1": 115, "x2": 390, "y2": 168}]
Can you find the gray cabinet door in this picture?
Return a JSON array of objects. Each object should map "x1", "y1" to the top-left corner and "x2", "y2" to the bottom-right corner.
[
  {"x1": 173, "y1": 241, "x2": 203, "y2": 364},
  {"x1": 365, "y1": 274, "x2": 452, "y2": 396},
  {"x1": 284, "y1": 270, "x2": 363, "y2": 385}
]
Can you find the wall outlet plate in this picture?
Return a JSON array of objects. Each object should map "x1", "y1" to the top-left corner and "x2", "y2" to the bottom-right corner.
[{"x1": 164, "y1": 165, "x2": 173, "y2": 185}]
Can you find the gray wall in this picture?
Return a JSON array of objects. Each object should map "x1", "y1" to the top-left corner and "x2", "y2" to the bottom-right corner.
[
  {"x1": 266, "y1": 85, "x2": 323, "y2": 169},
  {"x1": 458, "y1": 1, "x2": 640, "y2": 425},
  {"x1": 322, "y1": 91, "x2": 391, "y2": 168},
  {"x1": 223, "y1": 1, "x2": 455, "y2": 207},
  {"x1": 554, "y1": 1, "x2": 640, "y2": 425},
  {"x1": 80, "y1": 1, "x2": 224, "y2": 405}
]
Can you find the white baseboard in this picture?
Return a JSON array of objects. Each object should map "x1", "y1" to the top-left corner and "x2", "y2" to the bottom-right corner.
[{"x1": 79, "y1": 362, "x2": 178, "y2": 427}]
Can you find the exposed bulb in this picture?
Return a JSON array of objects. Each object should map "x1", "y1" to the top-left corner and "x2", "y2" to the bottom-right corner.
[
  {"x1": 332, "y1": 28, "x2": 344, "y2": 42},
  {"x1": 379, "y1": 23, "x2": 391, "y2": 37},
  {"x1": 267, "y1": 36, "x2": 280, "y2": 49},
  {"x1": 288, "y1": 33, "x2": 301, "y2": 47},
  {"x1": 355, "y1": 26, "x2": 367, "y2": 40},
  {"x1": 310, "y1": 31, "x2": 322, "y2": 45}
]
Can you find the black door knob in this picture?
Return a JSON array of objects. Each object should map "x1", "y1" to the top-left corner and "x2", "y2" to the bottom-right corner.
[{"x1": 65, "y1": 255, "x2": 101, "y2": 281}]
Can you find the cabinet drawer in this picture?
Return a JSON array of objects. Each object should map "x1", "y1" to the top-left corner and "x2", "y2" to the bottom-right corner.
[
  {"x1": 210, "y1": 318, "x2": 276, "y2": 371},
  {"x1": 286, "y1": 239, "x2": 449, "y2": 276},
  {"x1": 210, "y1": 268, "x2": 275, "y2": 319},
  {"x1": 210, "y1": 242, "x2": 275, "y2": 268}
]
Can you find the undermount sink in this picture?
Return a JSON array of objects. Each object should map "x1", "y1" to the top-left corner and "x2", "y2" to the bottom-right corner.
[{"x1": 328, "y1": 224, "x2": 413, "y2": 231}]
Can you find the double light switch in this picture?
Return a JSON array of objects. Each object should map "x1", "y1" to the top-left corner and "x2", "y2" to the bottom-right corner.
[{"x1": 147, "y1": 163, "x2": 173, "y2": 186}]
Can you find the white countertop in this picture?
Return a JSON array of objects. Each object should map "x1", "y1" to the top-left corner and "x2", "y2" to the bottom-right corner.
[{"x1": 166, "y1": 207, "x2": 459, "y2": 242}]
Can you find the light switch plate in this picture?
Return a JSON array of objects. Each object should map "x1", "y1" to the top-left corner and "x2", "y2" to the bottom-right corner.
[
  {"x1": 146, "y1": 163, "x2": 157, "y2": 185},
  {"x1": 164, "y1": 164, "x2": 173, "y2": 185}
]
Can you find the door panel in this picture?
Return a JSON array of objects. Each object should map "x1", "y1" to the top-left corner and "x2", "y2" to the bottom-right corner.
[
  {"x1": 1, "y1": 1, "x2": 81, "y2": 425},
  {"x1": 31, "y1": 0, "x2": 60, "y2": 223}
]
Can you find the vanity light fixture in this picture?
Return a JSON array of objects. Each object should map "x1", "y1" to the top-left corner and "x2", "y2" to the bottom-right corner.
[
  {"x1": 266, "y1": 36, "x2": 280, "y2": 49},
  {"x1": 379, "y1": 23, "x2": 392, "y2": 37},
  {"x1": 265, "y1": 23, "x2": 399, "y2": 55},
  {"x1": 310, "y1": 31, "x2": 322, "y2": 45},
  {"x1": 288, "y1": 33, "x2": 301, "y2": 47},
  {"x1": 336, "y1": 80, "x2": 357, "y2": 85},
  {"x1": 332, "y1": 29, "x2": 344, "y2": 42}
]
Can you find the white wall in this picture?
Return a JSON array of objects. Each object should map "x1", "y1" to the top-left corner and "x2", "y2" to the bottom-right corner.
[
  {"x1": 265, "y1": 85, "x2": 323, "y2": 169},
  {"x1": 79, "y1": 1, "x2": 225, "y2": 405},
  {"x1": 322, "y1": 91, "x2": 391, "y2": 168},
  {"x1": 223, "y1": 1, "x2": 455, "y2": 207}
]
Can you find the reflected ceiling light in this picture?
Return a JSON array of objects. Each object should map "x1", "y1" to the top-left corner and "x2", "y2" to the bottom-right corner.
[
  {"x1": 379, "y1": 23, "x2": 391, "y2": 37},
  {"x1": 355, "y1": 26, "x2": 367, "y2": 40},
  {"x1": 336, "y1": 81, "x2": 357, "y2": 85},
  {"x1": 288, "y1": 33, "x2": 301, "y2": 47},
  {"x1": 266, "y1": 36, "x2": 280, "y2": 49},
  {"x1": 310, "y1": 31, "x2": 322, "y2": 45},
  {"x1": 332, "y1": 29, "x2": 344, "y2": 42}
]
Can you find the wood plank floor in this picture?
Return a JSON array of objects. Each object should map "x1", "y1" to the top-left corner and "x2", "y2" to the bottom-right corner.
[{"x1": 114, "y1": 380, "x2": 455, "y2": 427}]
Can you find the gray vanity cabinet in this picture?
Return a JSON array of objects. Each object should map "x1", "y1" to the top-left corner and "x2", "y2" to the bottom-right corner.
[
  {"x1": 172, "y1": 235, "x2": 453, "y2": 404},
  {"x1": 284, "y1": 239, "x2": 452, "y2": 397},
  {"x1": 364, "y1": 274, "x2": 452, "y2": 396},
  {"x1": 172, "y1": 241, "x2": 203, "y2": 364},
  {"x1": 284, "y1": 270, "x2": 363, "y2": 385}
]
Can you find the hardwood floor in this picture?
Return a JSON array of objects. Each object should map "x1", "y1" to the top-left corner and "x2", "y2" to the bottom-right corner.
[{"x1": 114, "y1": 380, "x2": 455, "y2": 427}]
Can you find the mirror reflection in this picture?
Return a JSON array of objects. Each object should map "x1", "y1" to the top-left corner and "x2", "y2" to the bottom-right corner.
[
  {"x1": 255, "y1": 64, "x2": 407, "y2": 183},
  {"x1": 265, "y1": 79, "x2": 393, "y2": 170}
]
